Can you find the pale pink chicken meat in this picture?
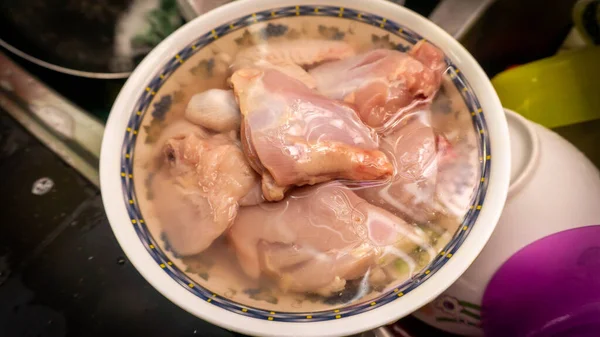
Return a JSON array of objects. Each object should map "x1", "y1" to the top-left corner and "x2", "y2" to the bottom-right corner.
[
  {"x1": 309, "y1": 41, "x2": 446, "y2": 129},
  {"x1": 152, "y1": 124, "x2": 261, "y2": 256},
  {"x1": 228, "y1": 182, "x2": 432, "y2": 295},
  {"x1": 355, "y1": 116, "x2": 454, "y2": 223},
  {"x1": 230, "y1": 67, "x2": 393, "y2": 201},
  {"x1": 232, "y1": 39, "x2": 356, "y2": 88},
  {"x1": 409, "y1": 40, "x2": 447, "y2": 76}
]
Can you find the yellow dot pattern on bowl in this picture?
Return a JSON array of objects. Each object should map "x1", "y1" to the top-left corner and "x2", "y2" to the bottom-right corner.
[
  {"x1": 118, "y1": 5, "x2": 492, "y2": 322},
  {"x1": 471, "y1": 109, "x2": 483, "y2": 116}
]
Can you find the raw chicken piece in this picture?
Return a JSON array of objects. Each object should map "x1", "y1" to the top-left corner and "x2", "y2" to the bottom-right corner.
[
  {"x1": 230, "y1": 68, "x2": 393, "y2": 201},
  {"x1": 150, "y1": 119, "x2": 209, "y2": 162},
  {"x1": 152, "y1": 125, "x2": 260, "y2": 256},
  {"x1": 228, "y1": 182, "x2": 433, "y2": 295},
  {"x1": 232, "y1": 39, "x2": 356, "y2": 88},
  {"x1": 309, "y1": 41, "x2": 446, "y2": 129},
  {"x1": 409, "y1": 40, "x2": 447, "y2": 76},
  {"x1": 237, "y1": 182, "x2": 264, "y2": 206},
  {"x1": 185, "y1": 89, "x2": 241, "y2": 132},
  {"x1": 355, "y1": 116, "x2": 452, "y2": 223}
]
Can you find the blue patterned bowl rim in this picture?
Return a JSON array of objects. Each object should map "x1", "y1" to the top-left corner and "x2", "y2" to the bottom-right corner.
[{"x1": 100, "y1": 1, "x2": 510, "y2": 336}]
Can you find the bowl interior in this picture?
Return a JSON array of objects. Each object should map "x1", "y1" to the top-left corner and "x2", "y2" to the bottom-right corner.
[{"x1": 119, "y1": 5, "x2": 489, "y2": 321}]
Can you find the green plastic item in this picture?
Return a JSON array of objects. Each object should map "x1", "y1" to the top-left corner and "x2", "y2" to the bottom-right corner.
[{"x1": 491, "y1": 47, "x2": 600, "y2": 129}]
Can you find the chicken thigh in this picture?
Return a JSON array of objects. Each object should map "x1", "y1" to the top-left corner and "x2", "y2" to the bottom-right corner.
[
  {"x1": 152, "y1": 124, "x2": 260, "y2": 256},
  {"x1": 230, "y1": 68, "x2": 393, "y2": 201},
  {"x1": 309, "y1": 41, "x2": 446, "y2": 129},
  {"x1": 228, "y1": 182, "x2": 432, "y2": 295}
]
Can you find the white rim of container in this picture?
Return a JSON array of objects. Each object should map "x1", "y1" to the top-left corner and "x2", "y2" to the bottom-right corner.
[{"x1": 100, "y1": 0, "x2": 511, "y2": 336}]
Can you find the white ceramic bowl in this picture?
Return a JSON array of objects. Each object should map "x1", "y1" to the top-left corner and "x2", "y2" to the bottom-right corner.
[
  {"x1": 99, "y1": 1, "x2": 510, "y2": 336},
  {"x1": 413, "y1": 109, "x2": 600, "y2": 336}
]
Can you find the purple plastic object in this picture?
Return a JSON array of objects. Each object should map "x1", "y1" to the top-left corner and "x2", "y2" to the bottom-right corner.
[{"x1": 482, "y1": 225, "x2": 600, "y2": 337}]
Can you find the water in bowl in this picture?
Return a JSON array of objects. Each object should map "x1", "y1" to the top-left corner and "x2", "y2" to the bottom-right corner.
[{"x1": 130, "y1": 15, "x2": 481, "y2": 313}]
